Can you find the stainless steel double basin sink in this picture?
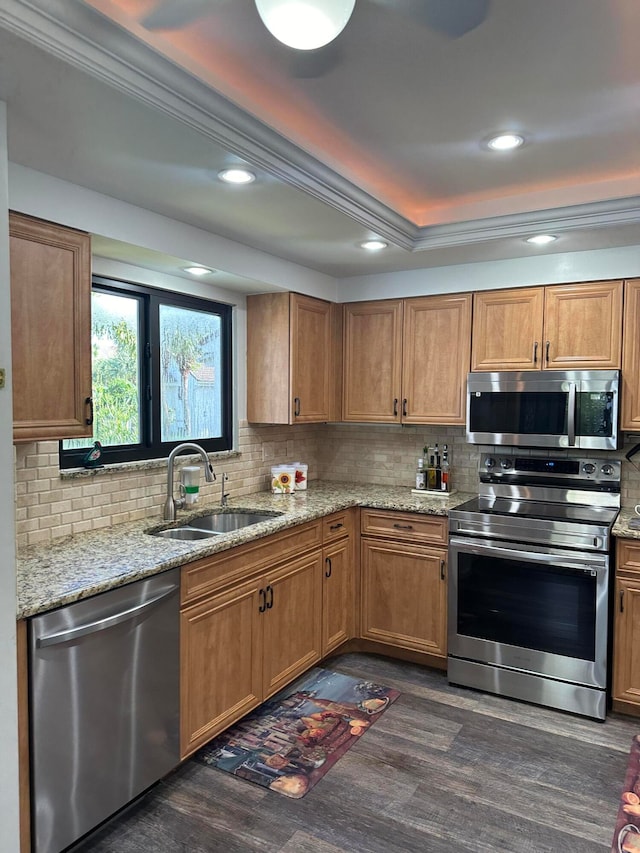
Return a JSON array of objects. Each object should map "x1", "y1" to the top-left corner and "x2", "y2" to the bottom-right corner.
[{"x1": 150, "y1": 510, "x2": 282, "y2": 541}]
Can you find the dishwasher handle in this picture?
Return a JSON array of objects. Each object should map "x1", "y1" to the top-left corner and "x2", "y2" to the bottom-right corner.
[{"x1": 35, "y1": 584, "x2": 178, "y2": 648}]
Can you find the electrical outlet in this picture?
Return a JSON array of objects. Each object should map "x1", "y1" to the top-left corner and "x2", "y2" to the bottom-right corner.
[{"x1": 0, "y1": 368, "x2": 4, "y2": 388}]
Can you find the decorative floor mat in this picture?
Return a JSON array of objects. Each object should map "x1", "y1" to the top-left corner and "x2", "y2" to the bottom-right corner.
[
  {"x1": 195, "y1": 667, "x2": 400, "y2": 799},
  {"x1": 613, "y1": 735, "x2": 640, "y2": 852}
]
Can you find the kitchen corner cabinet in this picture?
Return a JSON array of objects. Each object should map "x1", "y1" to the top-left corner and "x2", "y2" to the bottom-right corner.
[
  {"x1": 360, "y1": 510, "x2": 447, "y2": 658},
  {"x1": 621, "y1": 279, "x2": 640, "y2": 430},
  {"x1": 180, "y1": 521, "x2": 324, "y2": 757},
  {"x1": 246, "y1": 291, "x2": 341, "y2": 424},
  {"x1": 9, "y1": 211, "x2": 92, "y2": 442},
  {"x1": 342, "y1": 293, "x2": 471, "y2": 424},
  {"x1": 471, "y1": 281, "x2": 623, "y2": 372},
  {"x1": 322, "y1": 509, "x2": 356, "y2": 655},
  {"x1": 613, "y1": 540, "x2": 640, "y2": 715}
]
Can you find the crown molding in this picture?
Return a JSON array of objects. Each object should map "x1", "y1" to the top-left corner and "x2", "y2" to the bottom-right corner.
[
  {"x1": 0, "y1": 0, "x2": 416, "y2": 249},
  {"x1": 412, "y1": 196, "x2": 640, "y2": 250}
]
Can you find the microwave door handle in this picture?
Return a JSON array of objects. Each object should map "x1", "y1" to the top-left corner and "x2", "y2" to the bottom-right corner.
[{"x1": 567, "y1": 382, "x2": 577, "y2": 446}]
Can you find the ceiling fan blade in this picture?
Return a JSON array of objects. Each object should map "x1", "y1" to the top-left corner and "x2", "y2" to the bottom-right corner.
[
  {"x1": 141, "y1": 0, "x2": 221, "y2": 31},
  {"x1": 372, "y1": 0, "x2": 491, "y2": 38}
]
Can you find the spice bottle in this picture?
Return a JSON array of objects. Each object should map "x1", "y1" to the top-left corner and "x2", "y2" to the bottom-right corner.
[{"x1": 415, "y1": 458, "x2": 426, "y2": 490}]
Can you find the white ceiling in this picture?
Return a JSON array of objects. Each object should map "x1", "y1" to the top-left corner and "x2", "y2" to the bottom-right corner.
[{"x1": 1, "y1": 0, "x2": 640, "y2": 285}]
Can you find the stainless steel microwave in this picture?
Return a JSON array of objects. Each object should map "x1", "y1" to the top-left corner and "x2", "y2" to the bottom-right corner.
[{"x1": 466, "y1": 370, "x2": 620, "y2": 450}]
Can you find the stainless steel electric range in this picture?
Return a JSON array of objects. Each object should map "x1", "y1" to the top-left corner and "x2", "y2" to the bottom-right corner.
[{"x1": 448, "y1": 453, "x2": 621, "y2": 720}]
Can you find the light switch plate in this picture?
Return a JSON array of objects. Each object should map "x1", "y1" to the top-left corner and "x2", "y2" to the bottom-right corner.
[{"x1": 0, "y1": 368, "x2": 4, "y2": 388}]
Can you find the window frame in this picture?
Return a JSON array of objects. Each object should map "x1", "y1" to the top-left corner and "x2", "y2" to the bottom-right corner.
[{"x1": 60, "y1": 275, "x2": 233, "y2": 469}]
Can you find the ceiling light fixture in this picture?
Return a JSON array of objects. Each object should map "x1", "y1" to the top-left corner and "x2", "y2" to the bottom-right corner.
[
  {"x1": 360, "y1": 240, "x2": 388, "y2": 251},
  {"x1": 184, "y1": 266, "x2": 214, "y2": 276},
  {"x1": 525, "y1": 234, "x2": 557, "y2": 246},
  {"x1": 486, "y1": 133, "x2": 525, "y2": 151},
  {"x1": 218, "y1": 168, "x2": 256, "y2": 184},
  {"x1": 254, "y1": 0, "x2": 356, "y2": 50}
]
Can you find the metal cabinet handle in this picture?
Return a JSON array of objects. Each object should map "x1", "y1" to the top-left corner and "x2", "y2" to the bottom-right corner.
[
  {"x1": 393, "y1": 523, "x2": 413, "y2": 530},
  {"x1": 329, "y1": 523, "x2": 343, "y2": 531},
  {"x1": 294, "y1": 397, "x2": 301, "y2": 417},
  {"x1": 325, "y1": 557, "x2": 332, "y2": 578},
  {"x1": 567, "y1": 382, "x2": 577, "y2": 446},
  {"x1": 620, "y1": 589, "x2": 625, "y2": 613},
  {"x1": 533, "y1": 341, "x2": 538, "y2": 364},
  {"x1": 35, "y1": 585, "x2": 178, "y2": 647},
  {"x1": 259, "y1": 588, "x2": 266, "y2": 613},
  {"x1": 402, "y1": 398, "x2": 408, "y2": 417},
  {"x1": 440, "y1": 559, "x2": 446, "y2": 581},
  {"x1": 393, "y1": 398, "x2": 398, "y2": 416},
  {"x1": 85, "y1": 396, "x2": 94, "y2": 426},
  {"x1": 545, "y1": 340, "x2": 550, "y2": 364},
  {"x1": 266, "y1": 585, "x2": 274, "y2": 609}
]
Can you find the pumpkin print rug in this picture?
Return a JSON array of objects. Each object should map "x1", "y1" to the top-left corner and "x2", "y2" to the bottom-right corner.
[
  {"x1": 194, "y1": 667, "x2": 400, "y2": 799},
  {"x1": 613, "y1": 735, "x2": 640, "y2": 852}
]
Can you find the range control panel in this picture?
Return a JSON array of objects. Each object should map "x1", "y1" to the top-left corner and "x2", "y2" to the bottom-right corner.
[{"x1": 480, "y1": 453, "x2": 621, "y2": 488}]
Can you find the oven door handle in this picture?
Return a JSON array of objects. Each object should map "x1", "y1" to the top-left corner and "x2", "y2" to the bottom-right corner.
[
  {"x1": 567, "y1": 381, "x2": 577, "y2": 446},
  {"x1": 449, "y1": 536, "x2": 605, "y2": 574}
]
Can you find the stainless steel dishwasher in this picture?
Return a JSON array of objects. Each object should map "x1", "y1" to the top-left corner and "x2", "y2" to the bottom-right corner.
[{"x1": 29, "y1": 568, "x2": 181, "y2": 853}]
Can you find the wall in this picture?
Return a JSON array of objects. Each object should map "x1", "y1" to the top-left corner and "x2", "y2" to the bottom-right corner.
[{"x1": 0, "y1": 102, "x2": 20, "y2": 853}]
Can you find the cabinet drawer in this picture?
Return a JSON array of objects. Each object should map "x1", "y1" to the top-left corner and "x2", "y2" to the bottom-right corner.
[
  {"x1": 322, "y1": 508, "x2": 355, "y2": 544},
  {"x1": 181, "y1": 520, "x2": 322, "y2": 605},
  {"x1": 617, "y1": 539, "x2": 640, "y2": 574},
  {"x1": 360, "y1": 509, "x2": 447, "y2": 544}
]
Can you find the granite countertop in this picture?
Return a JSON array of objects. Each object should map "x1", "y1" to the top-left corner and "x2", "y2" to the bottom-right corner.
[
  {"x1": 612, "y1": 507, "x2": 640, "y2": 540},
  {"x1": 17, "y1": 481, "x2": 473, "y2": 620}
]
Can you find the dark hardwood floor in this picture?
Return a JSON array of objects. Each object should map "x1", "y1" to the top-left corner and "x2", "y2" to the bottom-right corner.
[{"x1": 72, "y1": 654, "x2": 639, "y2": 852}]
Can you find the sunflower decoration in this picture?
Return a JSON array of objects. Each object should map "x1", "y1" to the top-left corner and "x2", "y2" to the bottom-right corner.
[{"x1": 272, "y1": 470, "x2": 294, "y2": 493}]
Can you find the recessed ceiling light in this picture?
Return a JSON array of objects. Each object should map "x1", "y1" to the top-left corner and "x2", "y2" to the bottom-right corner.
[
  {"x1": 184, "y1": 266, "x2": 214, "y2": 276},
  {"x1": 360, "y1": 240, "x2": 388, "y2": 251},
  {"x1": 525, "y1": 234, "x2": 557, "y2": 246},
  {"x1": 218, "y1": 168, "x2": 256, "y2": 184},
  {"x1": 486, "y1": 133, "x2": 525, "y2": 151}
]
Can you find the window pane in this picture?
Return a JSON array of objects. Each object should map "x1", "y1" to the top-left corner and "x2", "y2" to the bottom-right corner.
[
  {"x1": 159, "y1": 304, "x2": 222, "y2": 442},
  {"x1": 66, "y1": 291, "x2": 141, "y2": 451}
]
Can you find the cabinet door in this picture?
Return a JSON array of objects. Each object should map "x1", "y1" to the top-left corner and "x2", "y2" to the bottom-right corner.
[
  {"x1": 471, "y1": 287, "x2": 544, "y2": 371},
  {"x1": 543, "y1": 281, "x2": 623, "y2": 369},
  {"x1": 622, "y1": 280, "x2": 640, "y2": 430},
  {"x1": 290, "y1": 293, "x2": 333, "y2": 422},
  {"x1": 180, "y1": 579, "x2": 262, "y2": 758},
  {"x1": 343, "y1": 300, "x2": 403, "y2": 422},
  {"x1": 613, "y1": 577, "x2": 640, "y2": 706},
  {"x1": 360, "y1": 539, "x2": 447, "y2": 657},
  {"x1": 262, "y1": 551, "x2": 323, "y2": 698},
  {"x1": 10, "y1": 212, "x2": 92, "y2": 441},
  {"x1": 322, "y1": 536, "x2": 354, "y2": 655},
  {"x1": 402, "y1": 294, "x2": 471, "y2": 424}
]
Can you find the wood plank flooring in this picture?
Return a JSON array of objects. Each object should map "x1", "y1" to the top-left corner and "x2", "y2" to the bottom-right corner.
[{"x1": 71, "y1": 654, "x2": 640, "y2": 852}]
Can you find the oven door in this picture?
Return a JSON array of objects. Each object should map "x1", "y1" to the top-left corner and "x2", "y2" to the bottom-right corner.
[{"x1": 448, "y1": 536, "x2": 609, "y2": 689}]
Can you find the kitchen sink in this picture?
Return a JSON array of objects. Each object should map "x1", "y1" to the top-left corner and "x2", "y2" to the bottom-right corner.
[{"x1": 150, "y1": 510, "x2": 281, "y2": 540}]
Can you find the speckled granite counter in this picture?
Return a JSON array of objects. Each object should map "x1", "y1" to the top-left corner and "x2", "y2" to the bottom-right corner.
[
  {"x1": 16, "y1": 481, "x2": 473, "y2": 620},
  {"x1": 613, "y1": 507, "x2": 640, "y2": 540}
]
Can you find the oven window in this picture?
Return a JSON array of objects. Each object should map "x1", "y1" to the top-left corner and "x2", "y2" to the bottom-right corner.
[
  {"x1": 457, "y1": 552, "x2": 596, "y2": 661},
  {"x1": 469, "y1": 391, "x2": 568, "y2": 435}
]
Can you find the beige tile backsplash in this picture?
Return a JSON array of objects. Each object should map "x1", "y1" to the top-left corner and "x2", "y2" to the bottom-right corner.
[{"x1": 14, "y1": 422, "x2": 640, "y2": 548}]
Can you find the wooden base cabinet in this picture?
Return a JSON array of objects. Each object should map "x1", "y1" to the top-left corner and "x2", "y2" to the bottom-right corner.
[
  {"x1": 322, "y1": 509, "x2": 356, "y2": 655},
  {"x1": 360, "y1": 510, "x2": 447, "y2": 659},
  {"x1": 613, "y1": 540, "x2": 640, "y2": 715}
]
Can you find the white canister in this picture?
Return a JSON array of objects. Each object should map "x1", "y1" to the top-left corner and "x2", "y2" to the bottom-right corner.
[
  {"x1": 271, "y1": 464, "x2": 296, "y2": 494},
  {"x1": 292, "y1": 462, "x2": 308, "y2": 490},
  {"x1": 182, "y1": 465, "x2": 201, "y2": 505}
]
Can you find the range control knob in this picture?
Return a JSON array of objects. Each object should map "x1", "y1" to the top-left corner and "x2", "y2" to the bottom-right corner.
[
  {"x1": 582, "y1": 462, "x2": 596, "y2": 475},
  {"x1": 500, "y1": 458, "x2": 513, "y2": 470},
  {"x1": 601, "y1": 463, "x2": 615, "y2": 476},
  {"x1": 485, "y1": 457, "x2": 496, "y2": 469}
]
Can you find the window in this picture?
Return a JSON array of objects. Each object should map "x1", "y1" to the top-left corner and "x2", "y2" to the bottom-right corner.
[{"x1": 61, "y1": 276, "x2": 232, "y2": 468}]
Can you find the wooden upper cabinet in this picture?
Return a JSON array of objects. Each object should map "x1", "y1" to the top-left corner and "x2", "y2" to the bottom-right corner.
[
  {"x1": 246, "y1": 292, "x2": 340, "y2": 424},
  {"x1": 10, "y1": 212, "x2": 92, "y2": 442},
  {"x1": 402, "y1": 293, "x2": 471, "y2": 424},
  {"x1": 622, "y1": 279, "x2": 640, "y2": 430},
  {"x1": 543, "y1": 281, "x2": 623, "y2": 369},
  {"x1": 471, "y1": 287, "x2": 545, "y2": 371},
  {"x1": 342, "y1": 299, "x2": 403, "y2": 423},
  {"x1": 472, "y1": 281, "x2": 623, "y2": 372}
]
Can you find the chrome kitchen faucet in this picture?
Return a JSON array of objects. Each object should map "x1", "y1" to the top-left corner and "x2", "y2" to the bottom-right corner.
[{"x1": 163, "y1": 443, "x2": 215, "y2": 521}]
